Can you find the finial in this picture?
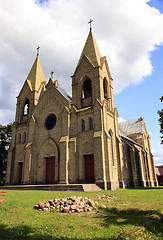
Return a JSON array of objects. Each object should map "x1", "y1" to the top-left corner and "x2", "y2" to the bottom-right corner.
[
  {"x1": 37, "y1": 46, "x2": 40, "y2": 56},
  {"x1": 50, "y1": 70, "x2": 54, "y2": 78},
  {"x1": 88, "y1": 19, "x2": 93, "y2": 30}
]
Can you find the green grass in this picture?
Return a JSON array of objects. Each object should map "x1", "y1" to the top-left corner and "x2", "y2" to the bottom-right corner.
[{"x1": 0, "y1": 187, "x2": 163, "y2": 239}]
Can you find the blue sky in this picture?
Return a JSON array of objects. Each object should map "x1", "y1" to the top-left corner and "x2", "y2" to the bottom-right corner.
[
  {"x1": 0, "y1": 0, "x2": 163, "y2": 165},
  {"x1": 115, "y1": 0, "x2": 163, "y2": 164}
]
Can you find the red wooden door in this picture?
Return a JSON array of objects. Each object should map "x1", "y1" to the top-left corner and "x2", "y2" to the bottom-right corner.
[
  {"x1": 84, "y1": 154, "x2": 95, "y2": 182},
  {"x1": 46, "y1": 157, "x2": 55, "y2": 184},
  {"x1": 19, "y1": 162, "x2": 23, "y2": 184}
]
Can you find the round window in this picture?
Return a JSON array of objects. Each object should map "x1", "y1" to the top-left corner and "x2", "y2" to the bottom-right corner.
[{"x1": 45, "y1": 114, "x2": 57, "y2": 130}]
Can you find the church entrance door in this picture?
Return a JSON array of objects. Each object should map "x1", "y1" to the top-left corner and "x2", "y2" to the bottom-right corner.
[
  {"x1": 46, "y1": 157, "x2": 55, "y2": 184},
  {"x1": 18, "y1": 162, "x2": 23, "y2": 184},
  {"x1": 84, "y1": 154, "x2": 95, "y2": 182}
]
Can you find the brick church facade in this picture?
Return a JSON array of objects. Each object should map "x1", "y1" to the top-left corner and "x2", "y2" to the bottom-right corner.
[{"x1": 5, "y1": 29, "x2": 158, "y2": 189}]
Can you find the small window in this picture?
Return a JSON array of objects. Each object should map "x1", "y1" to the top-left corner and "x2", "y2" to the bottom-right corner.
[
  {"x1": 82, "y1": 78, "x2": 92, "y2": 99},
  {"x1": 89, "y1": 117, "x2": 93, "y2": 130},
  {"x1": 103, "y1": 78, "x2": 108, "y2": 99},
  {"x1": 24, "y1": 99, "x2": 29, "y2": 115},
  {"x1": 18, "y1": 133, "x2": 21, "y2": 144},
  {"x1": 24, "y1": 132, "x2": 26, "y2": 143},
  {"x1": 81, "y1": 119, "x2": 85, "y2": 131},
  {"x1": 109, "y1": 130, "x2": 115, "y2": 166}
]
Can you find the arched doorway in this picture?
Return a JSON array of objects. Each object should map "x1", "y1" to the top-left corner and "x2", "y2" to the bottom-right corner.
[
  {"x1": 45, "y1": 156, "x2": 55, "y2": 184},
  {"x1": 84, "y1": 154, "x2": 95, "y2": 183},
  {"x1": 38, "y1": 138, "x2": 59, "y2": 184}
]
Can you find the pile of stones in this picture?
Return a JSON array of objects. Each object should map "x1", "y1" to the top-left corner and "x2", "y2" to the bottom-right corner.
[
  {"x1": 34, "y1": 196, "x2": 98, "y2": 213},
  {"x1": 95, "y1": 195, "x2": 117, "y2": 202}
]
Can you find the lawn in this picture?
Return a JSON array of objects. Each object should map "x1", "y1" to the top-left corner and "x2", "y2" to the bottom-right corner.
[{"x1": 0, "y1": 187, "x2": 163, "y2": 239}]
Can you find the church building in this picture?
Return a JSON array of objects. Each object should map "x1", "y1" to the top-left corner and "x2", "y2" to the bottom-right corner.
[{"x1": 5, "y1": 28, "x2": 158, "y2": 190}]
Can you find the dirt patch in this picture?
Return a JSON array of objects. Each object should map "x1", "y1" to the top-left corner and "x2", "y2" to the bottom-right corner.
[{"x1": 87, "y1": 222, "x2": 106, "y2": 227}]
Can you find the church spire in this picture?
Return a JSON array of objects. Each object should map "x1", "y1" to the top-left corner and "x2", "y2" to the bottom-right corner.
[
  {"x1": 26, "y1": 51, "x2": 46, "y2": 92},
  {"x1": 76, "y1": 27, "x2": 101, "y2": 70}
]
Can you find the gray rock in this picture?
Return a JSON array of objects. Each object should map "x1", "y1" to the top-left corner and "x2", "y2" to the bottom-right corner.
[
  {"x1": 86, "y1": 199, "x2": 95, "y2": 207},
  {"x1": 100, "y1": 205, "x2": 107, "y2": 209},
  {"x1": 43, "y1": 208, "x2": 49, "y2": 212},
  {"x1": 71, "y1": 204, "x2": 79, "y2": 211},
  {"x1": 34, "y1": 204, "x2": 39, "y2": 209},
  {"x1": 38, "y1": 202, "x2": 45, "y2": 209}
]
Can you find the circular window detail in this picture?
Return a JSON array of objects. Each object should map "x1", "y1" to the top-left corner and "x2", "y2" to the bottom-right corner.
[{"x1": 45, "y1": 114, "x2": 57, "y2": 130}]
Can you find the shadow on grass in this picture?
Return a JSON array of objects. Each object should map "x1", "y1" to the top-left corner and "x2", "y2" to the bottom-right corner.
[
  {"x1": 127, "y1": 187, "x2": 163, "y2": 190},
  {"x1": 0, "y1": 209, "x2": 162, "y2": 240},
  {"x1": 0, "y1": 224, "x2": 78, "y2": 240},
  {"x1": 96, "y1": 207, "x2": 163, "y2": 239}
]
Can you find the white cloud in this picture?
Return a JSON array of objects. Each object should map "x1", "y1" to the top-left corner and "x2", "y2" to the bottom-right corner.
[
  {"x1": 118, "y1": 117, "x2": 126, "y2": 123},
  {"x1": 0, "y1": 0, "x2": 163, "y2": 123},
  {"x1": 0, "y1": 0, "x2": 162, "y2": 167},
  {"x1": 152, "y1": 142, "x2": 163, "y2": 166}
]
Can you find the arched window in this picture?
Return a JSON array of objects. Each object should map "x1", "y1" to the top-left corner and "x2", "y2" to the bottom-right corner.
[
  {"x1": 81, "y1": 119, "x2": 85, "y2": 131},
  {"x1": 24, "y1": 99, "x2": 29, "y2": 115},
  {"x1": 89, "y1": 117, "x2": 93, "y2": 130},
  {"x1": 82, "y1": 78, "x2": 92, "y2": 99},
  {"x1": 103, "y1": 78, "x2": 108, "y2": 99},
  {"x1": 24, "y1": 132, "x2": 26, "y2": 143},
  {"x1": 109, "y1": 130, "x2": 115, "y2": 166},
  {"x1": 18, "y1": 133, "x2": 21, "y2": 144}
]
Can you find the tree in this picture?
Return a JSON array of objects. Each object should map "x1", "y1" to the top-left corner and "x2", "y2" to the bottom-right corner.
[
  {"x1": 0, "y1": 123, "x2": 12, "y2": 185},
  {"x1": 158, "y1": 96, "x2": 163, "y2": 144}
]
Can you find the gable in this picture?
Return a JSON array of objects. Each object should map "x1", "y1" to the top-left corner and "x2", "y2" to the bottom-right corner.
[
  {"x1": 32, "y1": 80, "x2": 71, "y2": 121},
  {"x1": 101, "y1": 56, "x2": 112, "y2": 80},
  {"x1": 74, "y1": 55, "x2": 95, "y2": 76},
  {"x1": 17, "y1": 80, "x2": 32, "y2": 99}
]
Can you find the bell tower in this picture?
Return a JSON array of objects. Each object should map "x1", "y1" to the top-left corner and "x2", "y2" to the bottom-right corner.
[
  {"x1": 15, "y1": 49, "x2": 46, "y2": 123},
  {"x1": 71, "y1": 27, "x2": 114, "y2": 111}
]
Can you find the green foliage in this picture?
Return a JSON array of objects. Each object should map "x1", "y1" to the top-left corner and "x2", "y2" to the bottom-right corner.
[
  {"x1": 158, "y1": 96, "x2": 163, "y2": 144},
  {"x1": 0, "y1": 123, "x2": 12, "y2": 185},
  {"x1": 0, "y1": 188, "x2": 162, "y2": 239}
]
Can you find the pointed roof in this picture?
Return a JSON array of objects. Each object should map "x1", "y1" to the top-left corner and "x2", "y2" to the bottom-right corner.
[
  {"x1": 76, "y1": 29, "x2": 101, "y2": 69},
  {"x1": 26, "y1": 55, "x2": 46, "y2": 91}
]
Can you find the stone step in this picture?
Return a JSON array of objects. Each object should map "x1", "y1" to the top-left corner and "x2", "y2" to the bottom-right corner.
[
  {"x1": 0, "y1": 184, "x2": 102, "y2": 192},
  {"x1": 82, "y1": 184, "x2": 102, "y2": 192}
]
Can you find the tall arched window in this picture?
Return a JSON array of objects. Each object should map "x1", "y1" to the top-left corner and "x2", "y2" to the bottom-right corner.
[
  {"x1": 82, "y1": 78, "x2": 92, "y2": 99},
  {"x1": 24, "y1": 99, "x2": 29, "y2": 115},
  {"x1": 24, "y1": 132, "x2": 26, "y2": 143},
  {"x1": 103, "y1": 78, "x2": 108, "y2": 99},
  {"x1": 109, "y1": 130, "x2": 115, "y2": 166},
  {"x1": 81, "y1": 119, "x2": 85, "y2": 131},
  {"x1": 89, "y1": 117, "x2": 93, "y2": 130},
  {"x1": 18, "y1": 133, "x2": 21, "y2": 144}
]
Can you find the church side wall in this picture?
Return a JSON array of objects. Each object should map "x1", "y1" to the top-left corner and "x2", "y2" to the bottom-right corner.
[{"x1": 104, "y1": 109, "x2": 120, "y2": 190}]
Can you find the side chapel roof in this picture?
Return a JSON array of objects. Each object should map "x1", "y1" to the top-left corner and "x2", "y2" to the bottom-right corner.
[
  {"x1": 118, "y1": 118, "x2": 144, "y2": 135},
  {"x1": 26, "y1": 55, "x2": 46, "y2": 91},
  {"x1": 155, "y1": 166, "x2": 163, "y2": 176},
  {"x1": 57, "y1": 86, "x2": 72, "y2": 103}
]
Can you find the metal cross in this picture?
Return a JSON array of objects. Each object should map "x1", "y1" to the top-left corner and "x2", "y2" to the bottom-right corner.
[
  {"x1": 37, "y1": 46, "x2": 40, "y2": 56},
  {"x1": 50, "y1": 70, "x2": 54, "y2": 78},
  {"x1": 88, "y1": 19, "x2": 93, "y2": 30}
]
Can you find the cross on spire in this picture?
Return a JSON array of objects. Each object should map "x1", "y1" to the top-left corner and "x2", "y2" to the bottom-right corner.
[
  {"x1": 88, "y1": 19, "x2": 93, "y2": 30},
  {"x1": 50, "y1": 70, "x2": 54, "y2": 78},
  {"x1": 37, "y1": 46, "x2": 40, "y2": 56}
]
